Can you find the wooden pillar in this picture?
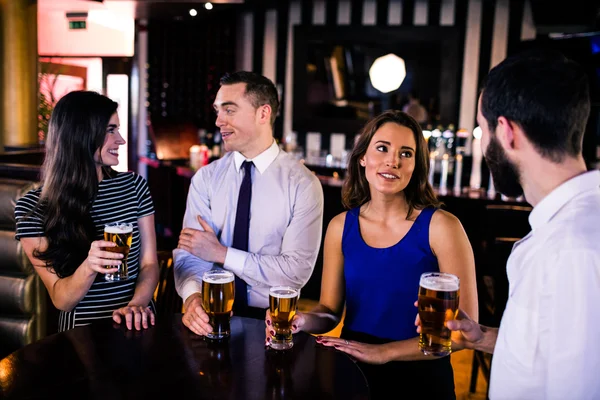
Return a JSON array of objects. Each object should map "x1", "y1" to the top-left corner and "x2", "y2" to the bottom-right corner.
[{"x1": 0, "y1": 0, "x2": 38, "y2": 150}]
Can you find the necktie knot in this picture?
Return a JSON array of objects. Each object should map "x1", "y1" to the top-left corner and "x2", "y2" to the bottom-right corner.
[{"x1": 242, "y1": 160, "x2": 253, "y2": 174}]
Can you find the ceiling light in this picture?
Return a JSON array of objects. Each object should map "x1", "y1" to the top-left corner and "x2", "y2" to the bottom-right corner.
[
  {"x1": 205, "y1": 2, "x2": 213, "y2": 10},
  {"x1": 369, "y1": 53, "x2": 406, "y2": 94},
  {"x1": 189, "y1": 9, "x2": 197, "y2": 17}
]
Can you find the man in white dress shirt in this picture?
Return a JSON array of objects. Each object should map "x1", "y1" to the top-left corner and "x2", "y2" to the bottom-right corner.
[
  {"x1": 174, "y1": 71, "x2": 324, "y2": 331},
  {"x1": 436, "y1": 50, "x2": 600, "y2": 399}
]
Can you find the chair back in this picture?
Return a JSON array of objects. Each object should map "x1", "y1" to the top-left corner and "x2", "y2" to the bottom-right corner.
[
  {"x1": 469, "y1": 202, "x2": 533, "y2": 397},
  {"x1": 479, "y1": 203, "x2": 532, "y2": 326},
  {"x1": 0, "y1": 177, "x2": 46, "y2": 359},
  {"x1": 154, "y1": 250, "x2": 182, "y2": 317}
]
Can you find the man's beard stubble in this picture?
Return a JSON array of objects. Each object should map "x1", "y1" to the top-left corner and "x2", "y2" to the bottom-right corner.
[{"x1": 484, "y1": 134, "x2": 524, "y2": 198}]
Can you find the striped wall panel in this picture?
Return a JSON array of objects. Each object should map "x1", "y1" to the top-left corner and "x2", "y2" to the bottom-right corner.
[{"x1": 239, "y1": 0, "x2": 536, "y2": 152}]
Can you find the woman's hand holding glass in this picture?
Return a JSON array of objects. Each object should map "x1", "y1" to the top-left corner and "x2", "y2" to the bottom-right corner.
[
  {"x1": 264, "y1": 310, "x2": 305, "y2": 346},
  {"x1": 84, "y1": 240, "x2": 123, "y2": 275},
  {"x1": 265, "y1": 309, "x2": 391, "y2": 364}
]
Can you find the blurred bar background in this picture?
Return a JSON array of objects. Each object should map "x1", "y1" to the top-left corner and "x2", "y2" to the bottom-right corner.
[{"x1": 0, "y1": 1, "x2": 598, "y2": 396}]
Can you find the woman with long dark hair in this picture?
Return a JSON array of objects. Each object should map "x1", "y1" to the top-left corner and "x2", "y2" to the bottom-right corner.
[
  {"x1": 266, "y1": 110, "x2": 477, "y2": 399},
  {"x1": 15, "y1": 90, "x2": 158, "y2": 332}
]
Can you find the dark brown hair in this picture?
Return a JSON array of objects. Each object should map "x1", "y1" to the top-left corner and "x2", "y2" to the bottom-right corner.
[
  {"x1": 480, "y1": 48, "x2": 589, "y2": 163},
  {"x1": 220, "y1": 71, "x2": 279, "y2": 126},
  {"x1": 342, "y1": 110, "x2": 440, "y2": 218},
  {"x1": 34, "y1": 90, "x2": 118, "y2": 278}
]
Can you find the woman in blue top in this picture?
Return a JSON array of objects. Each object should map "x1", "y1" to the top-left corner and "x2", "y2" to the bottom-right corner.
[{"x1": 266, "y1": 110, "x2": 477, "y2": 399}]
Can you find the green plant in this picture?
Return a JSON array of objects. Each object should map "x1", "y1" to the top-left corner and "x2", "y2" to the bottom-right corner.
[
  {"x1": 38, "y1": 63, "x2": 62, "y2": 144},
  {"x1": 38, "y1": 91, "x2": 53, "y2": 144}
]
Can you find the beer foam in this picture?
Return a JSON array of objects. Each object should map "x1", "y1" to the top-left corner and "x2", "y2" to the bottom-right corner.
[
  {"x1": 421, "y1": 276, "x2": 459, "y2": 291},
  {"x1": 104, "y1": 224, "x2": 133, "y2": 234},
  {"x1": 203, "y1": 273, "x2": 234, "y2": 284},
  {"x1": 270, "y1": 286, "x2": 299, "y2": 298}
]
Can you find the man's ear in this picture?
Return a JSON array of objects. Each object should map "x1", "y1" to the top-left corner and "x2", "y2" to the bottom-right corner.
[
  {"x1": 495, "y1": 116, "x2": 518, "y2": 152},
  {"x1": 257, "y1": 105, "x2": 272, "y2": 124}
]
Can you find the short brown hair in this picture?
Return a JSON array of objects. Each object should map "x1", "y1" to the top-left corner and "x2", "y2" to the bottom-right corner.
[
  {"x1": 220, "y1": 71, "x2": 279, "y2": 126},
  {"x1": 342, "y1": 110, "x2": 440, "y2": 218}
]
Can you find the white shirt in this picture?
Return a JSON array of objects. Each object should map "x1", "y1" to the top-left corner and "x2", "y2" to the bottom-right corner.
[
  {"x1": 489, "y1": 170, "x2": 600, "y2": 400},
  {"x1": 173, "y1": 141, "x2": 324, "y2": 308}
]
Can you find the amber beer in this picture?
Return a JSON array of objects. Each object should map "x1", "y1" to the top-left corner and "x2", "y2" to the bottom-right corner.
[
  {"x1": 103, "y1": 222, "x2": 133, "y2": 281},
  {"x1": 201, "y1": 270, "x2": 235, "y2": 340},
  {"x1": 418, "y1": 272, "x2": 460, "y2": 356},
  {"x1": 269, "y1": 286, "x2": 299, "y2": 350}
]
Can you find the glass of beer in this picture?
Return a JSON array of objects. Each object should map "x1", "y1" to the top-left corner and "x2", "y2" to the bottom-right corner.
[
  {"x1": 201, "y1": 270, "x2": 235, "y2": 340},
  {"x1": 269, "y1": 286, "x2": 299, "y2": 350},
  {"x1": 418, "y1": 272, "x2": 460, "y2": 357},
  {"x1": 103, "y1": 222, "x2": 133, "y2": 282}
]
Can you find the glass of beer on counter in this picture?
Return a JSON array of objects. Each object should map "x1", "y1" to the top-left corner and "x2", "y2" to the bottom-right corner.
[
  {"x1": 103, "y1": 222, "x2": 133, "y2": 281},
  {"x1": 269, "y1": 286, "x2": 299, "y2": 350},
  {"x1": 418, "y1": 272, "x2": 460, "y2": 356},
  {"x1": 201, "y1": 270, "x2": 235, "y2": 340}
]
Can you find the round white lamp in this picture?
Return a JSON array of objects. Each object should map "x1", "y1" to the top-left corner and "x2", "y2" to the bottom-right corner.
[{"x1": 369, "y1": 54, "x2": 406, "y2": 94}]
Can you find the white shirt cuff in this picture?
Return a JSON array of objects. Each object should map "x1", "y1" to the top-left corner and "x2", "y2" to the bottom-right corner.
[
  {"x1": 224, "y1": 247, "x2": 248, "y2": 277},
  {"x1": 181, "y1": 280, "x2": 203, "y2": 306}
]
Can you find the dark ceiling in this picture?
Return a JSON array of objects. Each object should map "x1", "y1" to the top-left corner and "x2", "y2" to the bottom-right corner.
[
  {"x1": 133, "y1": 2, "x2": 242, "y2": 20},
  {"x1": 86, "y1": 0, "x2": 283, "y2": 20},
  {"x1": 529, "y1": 0, "x2": 600, "y2": 33}
]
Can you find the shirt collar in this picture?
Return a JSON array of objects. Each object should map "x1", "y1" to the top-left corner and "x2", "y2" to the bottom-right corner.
[
  {"x1": 233, "y1": 140, "x2": 279, "y2": 174},
  {"x1": 529, "y1": 170, "x2": 600, "y2": 230}
]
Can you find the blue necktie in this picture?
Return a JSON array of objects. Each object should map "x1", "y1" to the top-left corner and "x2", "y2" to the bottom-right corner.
[{"x1": 232, "y1": 160, "x2": 253, "y2": 311}]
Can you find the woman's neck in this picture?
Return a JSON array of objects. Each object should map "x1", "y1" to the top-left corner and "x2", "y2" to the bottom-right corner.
[
  {"x1": 362, "y1": 192, "x2": 409, "y2": 221},
  {"x1": 96, "y1": 166, "x2": 111, "y2": 182}
]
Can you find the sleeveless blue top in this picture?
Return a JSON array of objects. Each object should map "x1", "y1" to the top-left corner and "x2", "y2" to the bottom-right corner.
[{"x1": 342, "y1": 206, "x2": 440, "y2": 341}]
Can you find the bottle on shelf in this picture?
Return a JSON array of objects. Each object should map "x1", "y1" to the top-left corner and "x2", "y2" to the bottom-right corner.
[
  {"x1": 456, "y1": 128, "x2": 469, "y2": 155},
  {"x1": 442, "y1": 124, "x2": 456, "y2": 158},
  {"x1": 190, "y1": 144, "x2": 209, "y2": 170},
  {"x1": 209, "y1": 131, "x2": 222, "y2": 163},
  {"x1": 429, "y1": 126, "x2": 443, "y2": 159},
  {"x1": 284, "y1": 131, "x2": 298, "y2": 153},
  {"x1": 198, "y1": 128, "x2": 207, "y2": 145},
  {"x1": 146, "y1": 139, "x2": 157, "y2": 160}
]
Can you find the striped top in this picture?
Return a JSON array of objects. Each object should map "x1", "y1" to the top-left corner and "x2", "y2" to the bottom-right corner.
[{"x1": 15, "y1": 171, "x2": 155, "y2": 332}]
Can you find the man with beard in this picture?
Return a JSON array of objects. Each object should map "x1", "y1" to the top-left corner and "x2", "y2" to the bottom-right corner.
[{"x1": 417, "y1": 49, "x2": 600, "y2": 399}]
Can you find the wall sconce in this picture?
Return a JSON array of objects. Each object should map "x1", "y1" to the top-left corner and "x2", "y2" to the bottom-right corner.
[{"x1": 369, "y1": 53, "x2": 406, "y2": 94}]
